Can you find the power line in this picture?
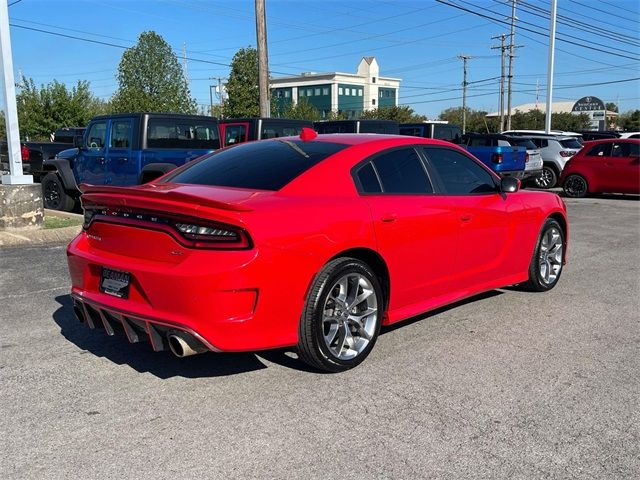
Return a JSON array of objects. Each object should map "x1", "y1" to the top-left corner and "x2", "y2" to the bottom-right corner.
[
  {"x1": 436, "y1": 0, "x2": 640, "y2": 61},
  {"x1": 568, "y1": 0, "x2": 639, "y2": 25}
]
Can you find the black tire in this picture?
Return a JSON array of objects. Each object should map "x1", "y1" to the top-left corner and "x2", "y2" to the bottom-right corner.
[
  {"x1": 563, "y1": 174, "x2": 589, "y2": 198},
  {"x1": 42, "y1": 172, "x2": 75, "y2": 211},
  {"x1": 534, "y1": 165, "x2": 558, "y2": 189},
  {"x1": 519, "y1": 218, "x2": 565, "y2": 292},
  {"x1": 297, "y1": 257, "x2": 384, "y2": 373}
]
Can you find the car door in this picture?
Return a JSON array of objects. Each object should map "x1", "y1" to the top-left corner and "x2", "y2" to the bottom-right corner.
[
  {"x1": 422, "y1": 146, "x2": 518, "y2": 290},
  {"x1": 610, "y1": 141, "x2": 640, "y2": 193},
  {"x1": 75, "y1": 120, "x2": 108, "y2": 185},
  {"x1": 355, "y1": 147, "x2": 460, "y2": 316},
  {"x1": 105, "y1": 118, "x2": 134, "y2": 185},
  {"x1": 583, "y1": 142, "x2": 613, "y2": 191}
]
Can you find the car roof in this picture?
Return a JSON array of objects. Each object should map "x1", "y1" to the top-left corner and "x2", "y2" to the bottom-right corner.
[
  {"x1": 582, "y1": 138, "x2": 640, "y2": 145},
  {"x1": 296, "y1": 133, "x2": 455, "y2": 147}
]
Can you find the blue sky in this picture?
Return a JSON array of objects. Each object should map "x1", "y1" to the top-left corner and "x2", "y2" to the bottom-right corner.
[{"x1": 4, "y1": 0, "x2": 640, "y2": 118}]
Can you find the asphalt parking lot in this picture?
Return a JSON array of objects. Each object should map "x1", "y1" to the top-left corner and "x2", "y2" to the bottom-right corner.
[{"x1": 1, "y1": 194, "x2": 638, "y2": 479}]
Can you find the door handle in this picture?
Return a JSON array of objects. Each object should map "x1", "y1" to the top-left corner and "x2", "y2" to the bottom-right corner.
[
  {"x1": 381, "y1": 213, "x2": 398, "y2": 223},
  {"x1": 118, "y1": 157, "x2": 128, "y2": 163},
  {"x1": 97, "y1": 157, "x2": 105, "y2": 164},
  {"x1": 460, "y1": 214, "x2": 473, "y2": 223}
]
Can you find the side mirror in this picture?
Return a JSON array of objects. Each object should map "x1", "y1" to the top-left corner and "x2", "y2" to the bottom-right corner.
[
  {"x1": 73, "y1": 135, "x2": 84, "y2": 148},
  {"x1": 501, "y1": 176, "x2": 520, "y2": 193}
]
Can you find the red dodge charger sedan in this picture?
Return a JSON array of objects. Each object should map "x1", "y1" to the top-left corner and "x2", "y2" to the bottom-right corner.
[
  {"x1": 67, "y1": 132, "x2": 568, "y2": 372},
  {"x1": 561, "y1": 138, "x2": 640, "y2": 198}
]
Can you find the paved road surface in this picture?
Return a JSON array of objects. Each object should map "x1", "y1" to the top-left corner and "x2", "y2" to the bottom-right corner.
[{"x1": 1, "y1": 195, "x2": 638, "y2": 479}]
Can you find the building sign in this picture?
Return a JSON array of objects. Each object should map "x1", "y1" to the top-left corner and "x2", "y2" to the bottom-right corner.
[{"x1": 572, "y1": 96, "x2": 605, "y2": 112}]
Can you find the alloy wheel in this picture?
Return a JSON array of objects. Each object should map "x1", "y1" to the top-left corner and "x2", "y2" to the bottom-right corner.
[
  {"x1": 322, "y1": 273, "x2": 378, "y2": 360},
  {"x1": 535, "y1": 168, "x2": 555, "y2": 189},
  {"x1": 564, "y1": 174, "x2": 588, "y2": 198},
  {"x1": 44, "y1": 180, "x2": 62, "y2": 209},
  {"x1": 538, "y1": 227, "x2": 563, "y2": 285}
]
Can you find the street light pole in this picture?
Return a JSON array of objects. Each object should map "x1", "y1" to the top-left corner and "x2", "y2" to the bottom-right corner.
[
  {"x1": 0, "y1": 0, "x2": 32, "y2": 185},
  {"x1": 544, "y1": 0, "x2": 558, "y2": 134}
]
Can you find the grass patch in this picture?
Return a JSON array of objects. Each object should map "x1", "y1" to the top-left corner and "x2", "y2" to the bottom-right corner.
[{"x1": 43, "y1": 216, "x2": 83, "y2": 229}]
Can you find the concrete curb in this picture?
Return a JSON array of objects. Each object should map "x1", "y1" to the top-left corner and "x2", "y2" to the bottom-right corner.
[
  {"x1": 44, "y1": 208, "x2": 83, "y2": 220},
  {"x1": 0, "y1": 224, "x2": 81, "y2": 248}
]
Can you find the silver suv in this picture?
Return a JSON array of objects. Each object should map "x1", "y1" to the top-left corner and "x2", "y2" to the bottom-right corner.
[{"x1": 503, "y1": 132, "x2": 582, "y2": 188}]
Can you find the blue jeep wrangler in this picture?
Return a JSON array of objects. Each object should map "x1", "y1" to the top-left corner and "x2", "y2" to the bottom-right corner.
[{"x1": 41, "y1": 113, "x2": 221, "y2": 211}]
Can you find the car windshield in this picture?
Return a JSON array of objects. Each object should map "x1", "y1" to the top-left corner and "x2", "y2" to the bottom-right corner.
[
  {"x1": 164, "y1": 139, "x2": 348, "y2": 191},
  {"x1": 560, "y1": 138, "x2": 582, "y2": 149}
]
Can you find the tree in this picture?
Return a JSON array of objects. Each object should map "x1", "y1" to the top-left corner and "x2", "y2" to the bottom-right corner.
[
  {"x1": 13, "y1": 77, "x2": 107, "y2": 141},
  {"x1": 605, "y1": 102, "x2": 619, "y2": 113},
  {"x1": 617, "y1": 109, "x2": 640, "y2": 131},
  {"x1": 111, "y1": 31, "x2": 196, "y2": 114},
  {"x1": 277, "y1": 98, "x2": 321, "y2": 121},
  {"x1": 438, "y1": 107, "x2": 498, "y2": 133},
  {"x1": 224, "y1": 47, "x2": 260, "y2": 118},
  {"x1": 359, "y1": 105, "x2": 426, "y2": 123}
]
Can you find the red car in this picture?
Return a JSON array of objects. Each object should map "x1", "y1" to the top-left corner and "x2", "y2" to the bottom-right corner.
[
  {"x1": 561, "y1": 138, "x2": 640, "y2": 197},
  {"x1": 67, "y1": 131, "x2": 568, "y2": 372}
]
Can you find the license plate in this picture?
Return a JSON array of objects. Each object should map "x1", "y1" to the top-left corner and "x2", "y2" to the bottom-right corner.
[{"x1": 100, "y1": 267, "x2": 131, "y2": 299}]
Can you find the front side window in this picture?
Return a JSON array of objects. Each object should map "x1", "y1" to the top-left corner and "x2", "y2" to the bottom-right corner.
[
  {"x1": 147, "y1": 118, "x2": 220, "y2": 149},
  {"x1": 586, "y1": 143, "x2": 612, "y2": 157},
  {"x1": 109, "y1": 120, "x2": 132, "y2": 148},
  {"x1": 368, "y1": 148, "x2": 433, "y2": 194},
  {"x1": 225, "y1": 124, "x2": 247, "y2": 145},
  {"x1": 86, "y1": 121, "x2": 107, "y2": 149},
  {"x1": 165, "y1": 140, "x2": 347, "y2": 191},
  {"x1": 424, "y1": 147, "x2": 497, "y2": 195}
]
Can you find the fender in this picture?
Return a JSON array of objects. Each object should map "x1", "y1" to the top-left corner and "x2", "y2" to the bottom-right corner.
[{"x1": 41, "y1": 158, "x2": 79, "y2": 193}]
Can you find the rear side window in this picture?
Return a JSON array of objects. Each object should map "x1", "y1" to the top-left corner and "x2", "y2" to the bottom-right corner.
[
  {"x1": 261, "y1": 123, "x2": 307, "y2": 139},
  {"x1": 424, "y1": 147, "x2": 497, "y2": 195},
  {"x1": 512, "y1": 139, "x2": 536, "y2": 149},
  {"x1": 612, "y1": 142, "x2": 639, "y2": 157},
  {"x1": 147, "y1": 118, "x2": 220, "y2": 149},
  {"x1": 468, "y1": 137, "x2": 491, "y2": 147},
  {"x1": 586, "y1": 143, "x2": 612, "y2": 157},
  {"x1": 110, "y1": 120, "x2": 132, "y2": 148},
  {"x1": 225, "y1": 124, "x2": 247, "y2": 145},
  {"x1": 531, "y1": 138, "x2": 548, "y2": 148},
  {"x1": 560, "y1": 138, "x2": 582, "y2": 149},
  {"x1": 356, "y1": 163, "x2": 382, "y2": 193},
  {"x1": 165, "y1": 140, "x2": 347, "y2": 191},
  {"x1": 369, "y1": 148, "x2": 433, "y2": 194},
  {"x1": 399, "y1": 126, "x2": 424, "y2": 137}
]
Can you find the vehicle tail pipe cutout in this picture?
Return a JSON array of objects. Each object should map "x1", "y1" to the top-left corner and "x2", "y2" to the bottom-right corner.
[{"x1": 167, "y1": 331, "x2": 208, "y2": 358}]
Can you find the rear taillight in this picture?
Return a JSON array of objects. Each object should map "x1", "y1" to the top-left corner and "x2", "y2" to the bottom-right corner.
[
  {"x1": 82, "y1": 207, "x2": 251, "y2": 250},
  {"x1": 559, "y1": 150, "x2": 574, "y2": 158},
  {"x1": 525, "y1": 153, "x2": 530, "y2": 163},
  {"x1": 21, "y1": 144, "x2": 29, "y2": 162},
  {"x1": 492, "y1": 153, "x2": 503, "y2": 164}
]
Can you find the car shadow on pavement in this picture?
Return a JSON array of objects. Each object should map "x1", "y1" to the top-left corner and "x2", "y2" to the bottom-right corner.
[{"x1": 52, "y1": 294, "x2": 292, "y2": 378}]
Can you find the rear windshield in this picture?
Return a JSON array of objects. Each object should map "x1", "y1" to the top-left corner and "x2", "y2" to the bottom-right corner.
[
  {"x1": 511, "y1": 139, "x2": 537, "y2": 149},
  {"x1": 165, "y1": 140, "x2": 347, "y2": 190},
  {"x1": 560, "y1": 138, "x2": 582, "y2": 149}
]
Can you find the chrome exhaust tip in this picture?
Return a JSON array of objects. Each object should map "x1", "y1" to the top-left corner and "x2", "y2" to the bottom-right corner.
[{"x1": 167, "y1": 332, "x2": 208, "y2": 358}]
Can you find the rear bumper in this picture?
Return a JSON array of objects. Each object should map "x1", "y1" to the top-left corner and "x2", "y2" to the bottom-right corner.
[
  {"x1": 522, "y1": 168, "x2": 543, "y2": 180},
  {"x1": 66, "y1": 231, "x2": 308, "y2": 352},
  {"x1": 498, "y1": 170, "x2": 525, "y2": 179}
]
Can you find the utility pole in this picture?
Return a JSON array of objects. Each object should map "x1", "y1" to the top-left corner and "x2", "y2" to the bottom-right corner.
[
  {"x1": 209, "y1": 77, "x2": 226, "y2": 117},
  {"x1": 0, "y1": 0, "x2": 31, "y2": 185},
  {"x1": 255, "y1": 0, "x2": 270, "y2": 118},
  {"x1": 506, "y1": 0, "x2": 517, "y2": 130},
  {"x1": 544, "y1": 0, "x2": 558, "y2": 134},
  {"x1": 491, "y1": 34, "x2": 507, "y2": 132},
  {"x1": 182, "y1": 42, "x2": 189, "y2": 85},
  {"x1": 458, "y1": 55, "x2": 471, "y2": 135}
]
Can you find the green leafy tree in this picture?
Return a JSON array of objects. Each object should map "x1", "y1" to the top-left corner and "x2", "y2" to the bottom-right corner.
[
  {"x1": 360, "y1": 105, "x2": 426, "y2": 123},
  {"x1": 13, "y1": 77, "x2": 107, "y2": 140},
  {"x1": 605, "y1": 102, "x2": 619, "y2": 113},
  {"x1": 276, "y1": 97, "x2": 321, "y2": 121},
  {"x1": 223, "y1": 47, "x2": 260, "y2": 118},
  {"x1": 617, "y1": 109, "x2": 640, "y2": 131},
  {"x1": 438, "y1": 107, "x2": 498, "y2": 133},
  {"x1": 111, "y1": 31, "x2": 196, "y2": 114}
]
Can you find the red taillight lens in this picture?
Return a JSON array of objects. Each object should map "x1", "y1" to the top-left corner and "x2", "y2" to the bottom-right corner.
[
  {"x1": 525, "y1": 153, "x2": 530, "y2": 163},
  {"x1": 21, "y1": 144, "x2": 29, "y2": 162},
  {"x1": 559, "y1": 150, "x2": 574, "y2": 158},
  {"x1": 492, "y1": 153, "x2": 503, "y2": 164},
  {"x1": 174, "y1": 222, "x2": 251, "y2": 249}
]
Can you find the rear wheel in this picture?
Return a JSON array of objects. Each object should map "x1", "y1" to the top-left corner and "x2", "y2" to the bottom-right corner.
[
  {"x1": 563, "y1": 174, "x2": 588, "y2": 198},
  {"x1": 520, "y1": 219, "x2": 564, "y2": 292},
  {"x1": 297, "y1": 258, "x2": 383, "y2": 372},
  {"x1": 42, "y1": 172, "x2": 75, "y2": 211},
  {"x1": 534, "y1": 165, "x2": 558, "y2": 189}
]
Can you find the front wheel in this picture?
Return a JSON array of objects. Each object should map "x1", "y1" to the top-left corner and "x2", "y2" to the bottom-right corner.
[
  {"x1": 563, "y1": 174, "x2": 588, "y2": 198},
  {"x1": 520, "y1": 219, "x2": 565, "y2": 292},
  {"x1": 42, "y1": 172, "x2": 76, "y2": 211},
  {"x1": 534, "y1": 165, "x2": 558, "y2": 189},
  {"x1": 297, "y1": 258, "x2": 383, "y2": 372}
]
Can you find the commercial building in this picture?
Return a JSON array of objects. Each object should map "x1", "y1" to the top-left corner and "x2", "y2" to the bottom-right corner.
[
  {"x1": 270, "y1": 57, "x2": 401, "y2": 119},
  {"x1": 486, "y1": 96, "x2": 618, "y2": 131}
]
